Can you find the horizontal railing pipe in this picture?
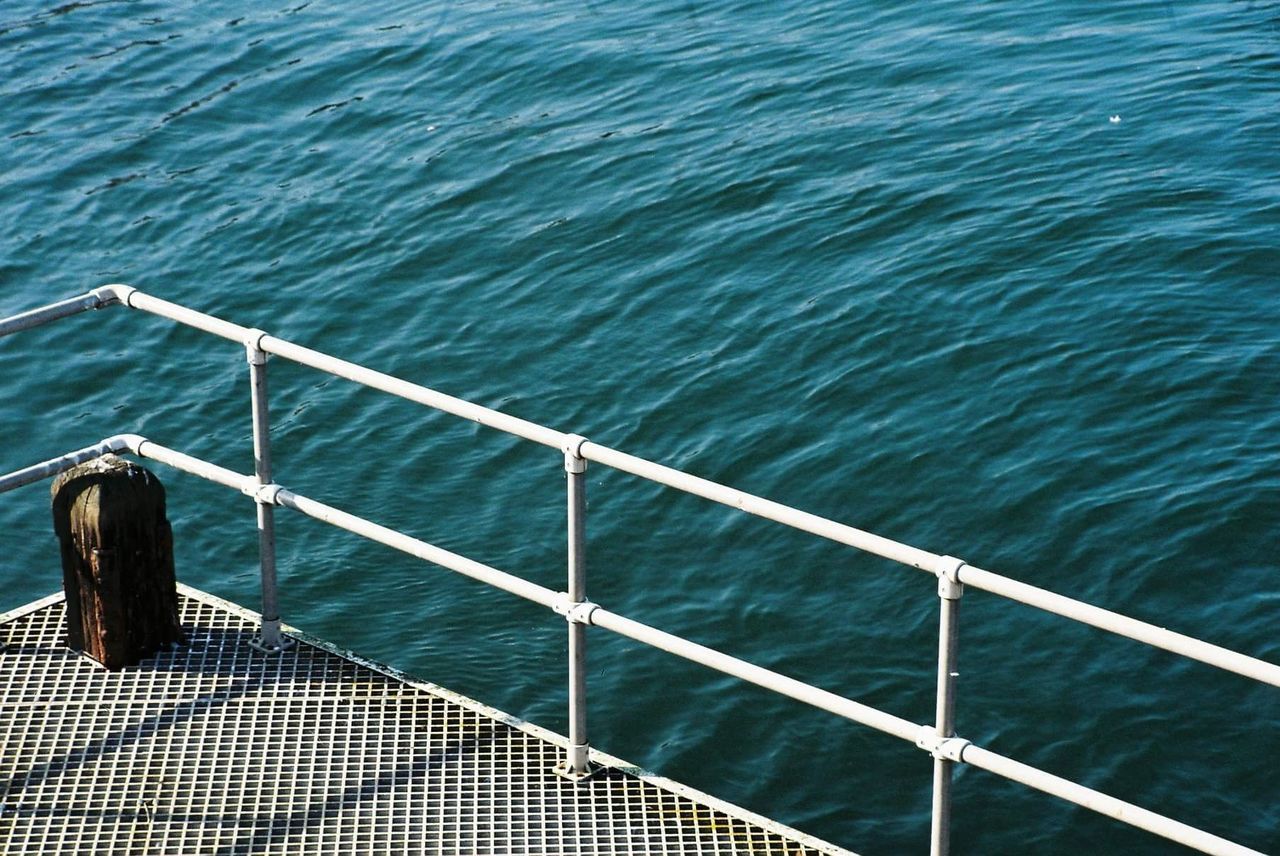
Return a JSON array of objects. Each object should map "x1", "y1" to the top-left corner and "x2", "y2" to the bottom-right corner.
[
  {"x1": 0, "y1": 292, "x2": 992, "y2": 578},
  {"x1": 961, "y1": 745, "x2": 1264, "y2": 856},
  {"x1": 0, "y1": 433, "x2": 256, "y2": 499},
  {"x1": 0, "y1": 290, "x2": 116, "y2": 338},
  {"x1": 82, "y1": 287, "x2": 570, "y2": 449},
  {"x1": 271, "y1": 487, "x2": 563, "y2": 610},
  {"x1": 0, "y1": 434, "x2": 138, "y2": 493},
  {"x1": 580, "y1": 441, "x2": 943, "y2": 574},
  {"x1": 589, "y1": 607, "x2": 924, "y2": 744},
  {"x1": 259, "y1": 335, "x2": 568, "y2": 450},
  {"x1": 958, "y1": 565, "x2": 1280, "y2": 688},
  {"x1": 0, "y1": 435, "x2": 562, "y2": 610},
  {"x1": 133, "y1": 440, "x2": 257, "y2": 495},
  {"x1": 119, "y1": 288, "x2": 255, "y2": 345}
]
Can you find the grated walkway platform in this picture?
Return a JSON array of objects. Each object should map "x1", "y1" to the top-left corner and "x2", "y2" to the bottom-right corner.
[{"x1": 0, "y1": 585, "x2": 851, "y2": 855}]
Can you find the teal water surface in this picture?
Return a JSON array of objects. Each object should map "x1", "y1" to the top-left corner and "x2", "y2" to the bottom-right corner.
[{"x1": 2, "y1": 1, "x2": 1278, "y2": 853}]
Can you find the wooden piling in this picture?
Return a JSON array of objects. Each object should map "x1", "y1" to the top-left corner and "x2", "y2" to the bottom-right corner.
[{"x1": 50, "y1": 454, "x2": 184, "y2": 669}]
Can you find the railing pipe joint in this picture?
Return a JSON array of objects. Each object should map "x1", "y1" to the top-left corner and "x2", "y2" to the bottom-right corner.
[
  {"x1": 112, "y1": 433, "x2": 148, "y2": 455},
  {"x1": 241, "y1": 481, "x2": 285, "y2": 506},
  {"x1": 938, "y1": 575, "x2": 964, "y2": 601},
  {"x1": 91, "y1": 284, "x2": 137, "y2": 308},
  {"x1": 562, "y1": 434, "x2": 589, "y2": 473},
  {"x1": 917, "y1": 728, "x2": 971, "y2": 763},
  {"x1": 88, "y1": 287, "x2": 120, "y2": 308},
  {"x1": 553, "y1": 594, "x2": 599, "y2": 626},
  {"x1": 244, "y1": 328, "x2": 269, "y2": 364},
  {"x1": 935, "y1": 555, "x2": 966, "y2": 600}
]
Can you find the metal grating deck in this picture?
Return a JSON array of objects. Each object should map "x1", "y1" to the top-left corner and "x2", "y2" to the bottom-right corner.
[{"x1": 0, "y1": 586, "x2": 851, "y2": 855}]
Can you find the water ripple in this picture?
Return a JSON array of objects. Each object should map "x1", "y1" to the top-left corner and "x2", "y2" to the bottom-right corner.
[{"x1": 1, "y1": 1, "x2": 1277, "y2": 853}]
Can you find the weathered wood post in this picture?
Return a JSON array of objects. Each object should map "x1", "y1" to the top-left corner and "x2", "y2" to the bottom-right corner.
[{"x1": 50, "y1": 454, "x2": 184, "y2": 669}]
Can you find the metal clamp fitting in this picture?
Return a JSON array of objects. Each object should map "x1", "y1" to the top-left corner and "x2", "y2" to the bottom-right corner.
[
  {"x1": 553, "y1": 593, "x2": 598, "y2": 625},
  {"x1": 244, "y1": 328, "x2": 270, "y2": 365},
  {"x1": 242, "y1": 482, "x2": 284, "y2": 505},
  {"x1": 114, "y1": 434, "x2": 148, "y2": 456},
  {"x1": 89, "y1": 287, "x2": 118, "y2": 308},
  {"x1": 916, "y1": 726, "x2": 971, "y2": 762},
  {"x1": 91, "y1": 284, "x2": 136, "y2": 308},
  {"x1": 562, "y1": 434, "x2": 589, "y2": 474},
  {"x1": 935, "y1": 555, "x2": 966, "y2": 600}
]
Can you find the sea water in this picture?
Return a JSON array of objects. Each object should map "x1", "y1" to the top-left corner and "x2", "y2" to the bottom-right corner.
[{"x1": 1, "y1": 1, "x2": 1277, "y2": 852}]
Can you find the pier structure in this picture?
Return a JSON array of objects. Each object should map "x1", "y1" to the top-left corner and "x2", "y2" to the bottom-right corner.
[
  {"x1": 1, "y1": 288, "x2": 1277, "y2": 855},
  {"x1": 1, "y1": 586, "x2": 841, "y2": 855}
]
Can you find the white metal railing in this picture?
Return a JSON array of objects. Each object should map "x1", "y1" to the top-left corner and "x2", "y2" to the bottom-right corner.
[{"x1": 1, "y1": 287, "x2": 1275, "y2": 856}]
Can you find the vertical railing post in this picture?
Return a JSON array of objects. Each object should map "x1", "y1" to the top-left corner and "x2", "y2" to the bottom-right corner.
[
  {"x1": 556, "y1": 434, "x2": 596, "y2": 779},
  {"x1": 930, "y1": 557, "x2": 965, "y2": 856},
  {"x1": 245, "y1": 331, "x2": 288, "y2": 653}
]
